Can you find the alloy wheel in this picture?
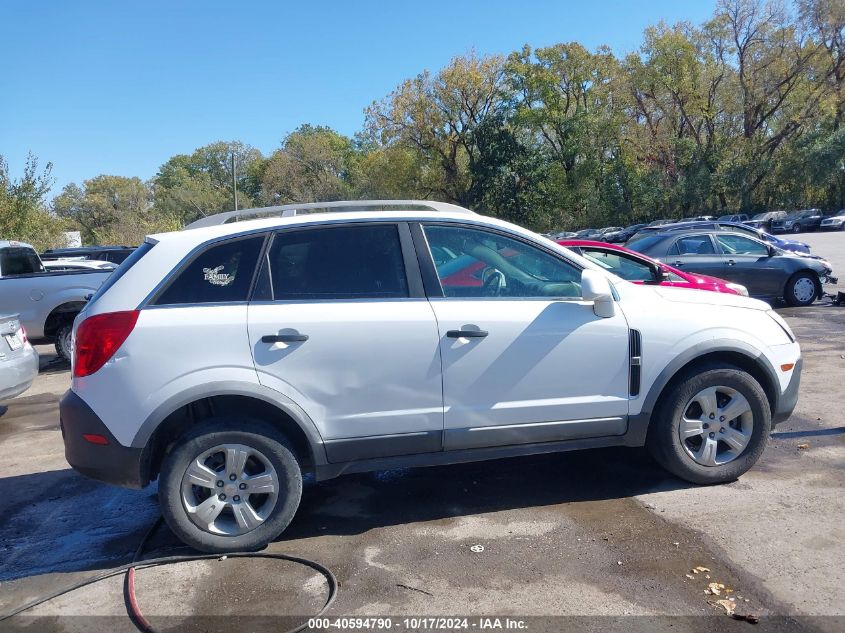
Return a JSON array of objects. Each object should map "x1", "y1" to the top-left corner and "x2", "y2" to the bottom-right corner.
[
  {"x1": 181, "y1": 443, "x2": 280, "y2": 536},
  {"x1": 679, "y1": 386, "x2": 754, "y2": 466}
]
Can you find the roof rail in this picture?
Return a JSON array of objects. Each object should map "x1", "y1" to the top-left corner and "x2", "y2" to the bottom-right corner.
[{"x1": 184, "y1": 200, "x2": 475, "y2": 229}]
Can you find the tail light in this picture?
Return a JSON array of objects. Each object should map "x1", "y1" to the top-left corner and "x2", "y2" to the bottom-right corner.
[
  {"x1": 20, "y1": 326, "x2": 28, "y2": 343},
  {"x1": 74, "y1": 310, "x2": 139, "y2": 377}
]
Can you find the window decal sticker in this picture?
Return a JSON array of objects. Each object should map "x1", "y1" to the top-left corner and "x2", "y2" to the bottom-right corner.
[{"x1": 203, "y1": 265, "x2": 234, "y2": 286}]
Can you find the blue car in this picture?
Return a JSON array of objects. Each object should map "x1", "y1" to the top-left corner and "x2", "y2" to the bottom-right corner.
[{"x1": 626, "y1": 220, "x2": 810, "y2": 254}]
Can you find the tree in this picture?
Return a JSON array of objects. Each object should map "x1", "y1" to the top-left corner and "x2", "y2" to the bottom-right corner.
[
  {"x1": 153, "y1": 141, "x2": 263, "y2": 225},
  {"x1": 260, "y1": 125, "x2": 355, "y2": 204},
  {"x1": 365, "y1": 52, "x2": 507, "y2": 206},
  {"x1": 53, "y1": 175, "x2": 175, "y2": 244},
  {"x1": 0, "y1": 153, "x2": 63, "y2": 249}
]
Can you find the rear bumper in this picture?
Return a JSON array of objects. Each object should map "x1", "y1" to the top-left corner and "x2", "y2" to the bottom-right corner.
[
  {"x1": 772, "y1": 357, "x2": 802, "y2": 426},
  {"x1": 0, "y1": 346, "x2": 39, "y2": 401},
  {"x1": 60, "y1": 389, "x2": 146, "y2": 489}
]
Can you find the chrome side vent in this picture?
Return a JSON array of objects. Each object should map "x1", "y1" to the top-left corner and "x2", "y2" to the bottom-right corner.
[{"x1": 629, "y1": 329, "x2": 642, "y2": 396}]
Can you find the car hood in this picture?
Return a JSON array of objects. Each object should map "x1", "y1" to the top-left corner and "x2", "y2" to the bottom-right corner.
[{"x1": 652, "y1": 285, "x2": 771, "y2": 311}]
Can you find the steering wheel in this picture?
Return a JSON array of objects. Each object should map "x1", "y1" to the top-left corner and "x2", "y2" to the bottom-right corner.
[{"x1": 482, "y1": 268, "x2": 506, "y2": 296}]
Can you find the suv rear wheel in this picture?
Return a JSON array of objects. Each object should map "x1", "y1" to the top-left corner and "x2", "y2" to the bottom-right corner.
[
  {"x1": 159, "y1": 418, "x2": 302, "y2": 552},
  {"x1": 647, "y1": 365, "x2": 771, "y2": 484}
]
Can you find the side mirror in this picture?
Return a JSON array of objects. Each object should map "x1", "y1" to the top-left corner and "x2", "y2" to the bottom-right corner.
[
  {"x1": 654, "y1": 264, "x2": 670, "y2": 282},
  {"x1": 581, "y1": 269, "x2": 616, "y2": 318}
]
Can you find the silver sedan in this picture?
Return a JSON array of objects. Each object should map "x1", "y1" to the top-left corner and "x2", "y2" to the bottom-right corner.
[{"x1": 0, "y1": 314, "x2": 39, "y2": 401}]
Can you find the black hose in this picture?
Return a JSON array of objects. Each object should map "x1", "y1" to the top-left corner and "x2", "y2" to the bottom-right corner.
[{"x1": 1, "y1": 516, "x2": 338, "y2": 633}]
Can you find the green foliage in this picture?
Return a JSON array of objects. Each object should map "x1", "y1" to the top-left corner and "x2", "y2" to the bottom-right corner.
[
  {"x1": 0, "y1": 154, "x2": 64, "y2": 250},
  {"x1": 53, "y1": 175, "x2": 177, "y2": 245}
]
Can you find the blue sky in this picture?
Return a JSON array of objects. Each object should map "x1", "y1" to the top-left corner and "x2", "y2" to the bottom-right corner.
[{"x1": 1, "y1": 1, "x2": 716, "y2": 196}]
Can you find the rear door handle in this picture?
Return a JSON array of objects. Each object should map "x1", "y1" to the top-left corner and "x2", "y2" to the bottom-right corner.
[
  {"x1": 674, "y1": 261, "x2": 684, "y2": 267},
  {"x1": 727, "y1": 259, "x2": 736, "y2": 266},
  {"x1": 261, "y1": 334, "x2": 308, "y2": 343},
  {"x1": 447, "y1": 329, "x2": 488, "y2": 338}
]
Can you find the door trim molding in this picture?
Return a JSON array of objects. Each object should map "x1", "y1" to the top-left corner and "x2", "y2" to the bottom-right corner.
[{"x1": 444, "y1": 416, "x2": 627, "y2": 450}]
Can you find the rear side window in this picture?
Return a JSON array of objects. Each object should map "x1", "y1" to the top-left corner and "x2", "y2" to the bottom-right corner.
[
  {"x1": 0, "y1": 247, "x2": 44, "y2": 275},
  {"x1": 154, "y1": 236, "x2": 264, "y2": 305},
  {"x1": 669, "y1": 235, "x2": 715, "y2": 255},
  {"x1": 264, "y1": 224, "x2": 408, "y2": 300}
]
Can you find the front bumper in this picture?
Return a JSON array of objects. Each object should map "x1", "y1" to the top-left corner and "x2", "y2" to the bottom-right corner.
[
  {"x1": 772, "y1": 357, "x2": 802, "y2": 425},
  {"x1": 60, "y1": 390, "x2": 146, "y2": 488},
  {"x1": 0, "y1": 346, "x2": 39, "y2": 401}
]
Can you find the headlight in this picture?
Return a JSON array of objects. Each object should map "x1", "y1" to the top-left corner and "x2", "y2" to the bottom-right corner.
[
  {"x1": 768, "y1": 310, "x2": 796, "y2": 342},
  {"x1": 726, "y1": 283, "x2": 749, "y2": 296}
]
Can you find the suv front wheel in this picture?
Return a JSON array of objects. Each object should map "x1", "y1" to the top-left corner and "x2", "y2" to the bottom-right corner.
[
  {"x1": 159, "y1": 419, "x2": 303, "y2": 552},
  {"x1": 647, "y1": 365, "x2": 771, "y2": 485}
]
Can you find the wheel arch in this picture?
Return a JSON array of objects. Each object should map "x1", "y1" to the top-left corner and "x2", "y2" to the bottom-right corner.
[
  {"x1": 135, "y1": 382, "x2": 328, "y2": 486},
  {"x1": 43, "y1": 301, "x2": 86, "y2": 339},
  {"x1": 629, "y1": 341, "x2": 780, "y2": 445}
]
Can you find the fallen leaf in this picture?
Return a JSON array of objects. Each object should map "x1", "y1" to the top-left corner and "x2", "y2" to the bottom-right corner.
[
  {"x1": 708, "y1": 582, "x2": 722, "y2": 596},
  {"x1": 685, "y1": 574, "x2": 695, "y2": 580},
  {"x1": 695, "y1": 566, "x2": 711, "y2": 572},
  {"x1": 714, "y1": 599, "x2": 736, "y2": 616},
  {"x1": 798, "y1": 443, "x2": 809, "y2": 450}
]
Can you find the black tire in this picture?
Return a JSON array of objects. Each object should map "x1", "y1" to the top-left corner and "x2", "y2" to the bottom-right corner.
[
  {"x1": 646, "y1": 364, "x2": 771, "y2": 485},
  {"x1": 792, "y1": 224, "x2": 802, "y2": 233},
  {"x1": 54, "y1": 323, "x2": 73, "y2": 362},
  {"x1": 159, "y1": 418, "x2": 303, "y2": 553},
  {"x1": 784, "y1": 271, "x2": 819, "y2": 307}
]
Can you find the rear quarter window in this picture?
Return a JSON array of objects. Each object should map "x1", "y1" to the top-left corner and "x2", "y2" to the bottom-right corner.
[{"x1": 153, "y1": 236, "x2": 265, "y2": 305}]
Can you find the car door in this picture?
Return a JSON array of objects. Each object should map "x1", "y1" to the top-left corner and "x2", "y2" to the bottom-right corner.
[
  {"x1": 247, "y1": 222, "x2": 444, "y2": 463},
  {"x1": 666, "y1": 234, "x2": 727, "y2": 279},
  {"x1": 713, "y1": 233, "x2": 781, "y2": 297},
  {"x1": 418, "y1": 223, "x2": 631, "y2": 451}
]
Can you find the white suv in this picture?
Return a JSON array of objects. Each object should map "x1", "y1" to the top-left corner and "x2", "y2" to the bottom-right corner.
[{"x1": 60, "y1": 201, "x2": 802, "y2": 552}]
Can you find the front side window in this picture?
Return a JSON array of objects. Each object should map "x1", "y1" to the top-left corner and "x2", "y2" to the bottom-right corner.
[
  {"x1": 424, "y1": 224, "x2": 581, "y2": 298},
  {"x1": 579, "y1": 247, "x2": 654, "y2": 282},
  {"x1": 669, "y1": 235, "x2": 716, "y2": 256},
  {"x1": 266, "y1": 224, "x2": 408, "y2": 300},
  {"x1": 154, "y1": 236, "x2": 264, "y2": 305},
  {"x1": 715, "y1": 234, "x2": 769, "y2": 256}
]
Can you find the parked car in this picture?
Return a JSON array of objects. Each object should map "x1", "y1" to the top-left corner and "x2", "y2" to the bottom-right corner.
[
  {"x1": 0, "y1": 313, "x2": 39, "y2": 401},
  {"x1": 820, "y1": 211, "x2": 845, "y2": 231},
  {"x1": 746, "y1": 211, "x2": 787, "y2": 232},
  {"x1": 627, "y1": 229, "x2": 835, "y2": 306},
  {"x1": 41, "y1": 246, "x2": 136, "y2": 265},
  {"x1": 574, "y1": 228, "x2": 601, "y2": 238},
  {"x1": 770, "y1": 209, "x2": 823, "y2": 234},
  {"x1": 679, "y1": 215, "x2": 715, "y2": 222},
  {"x1": 626, "y1": 221, "x2": 811, "y2": 255},
  {"x1": 43, "y1": 259, "x2": 118, "y2": 272},
  {"x1": 60, "y1": 200, "x2": 802, "y2": 552},
  {"x1": 647, "y1": 219, "x2": 676, "y2": 227},
  {"x1": 0, "y1": 241, "x2": 112, "y2": 360},
  {"x1": 718, "y1": 214, "x2": 749, "y2": 223},
  {"x1": 558, "y1": 240, "x2": 747, "y2": 296},
  {"x1": 601, "y1": 224, "x2": 647, "y2": 243}
]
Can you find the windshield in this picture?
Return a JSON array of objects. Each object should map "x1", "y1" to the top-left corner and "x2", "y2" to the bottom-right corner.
[
  {"x1": 751, "y1": 213, "x2": 769, "y2": 220},
  {"x1": 784, "y1": 210, "x2": 806, "y2": 218}
]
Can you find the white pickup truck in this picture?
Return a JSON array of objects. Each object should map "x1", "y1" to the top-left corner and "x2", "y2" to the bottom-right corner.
[{"x1": 0, "y1": 241, "x2": 111, "y2": 360}]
